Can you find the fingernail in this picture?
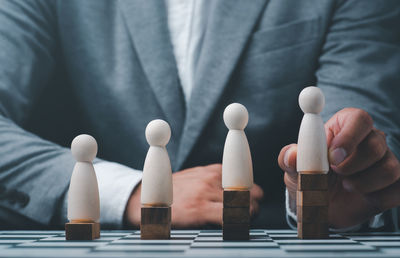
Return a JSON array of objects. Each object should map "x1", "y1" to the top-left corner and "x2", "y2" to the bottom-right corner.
[
  {"x1": 284, "y1": 148, "x2": 292, "y2": 168},
  {"x1": 342, "y1": 179, "x2": 353, "y2": 192},
  {"x1": 329, "y1": 148, "x2": 347, "y2": 166}
]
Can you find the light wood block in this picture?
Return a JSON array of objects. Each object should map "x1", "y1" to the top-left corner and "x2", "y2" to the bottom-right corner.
[
  {"x1": 65, "y1": 222, "x2": 100, "y2": 240},
  {"x1": 223, "y1": 190, "x2": 250, "y2": 207},
  {"x1": 298, "y1": 222, "x2": 329, "y2": 239},
  {"x1": 297, "y1": 190, "x2": 328, "y2": 206},
  {"x1": 140, "y1": 207, "x2": 171, "y2": 240},
  {"x1": 298, "y1": 173, "x2": 328, "y2": 191}
]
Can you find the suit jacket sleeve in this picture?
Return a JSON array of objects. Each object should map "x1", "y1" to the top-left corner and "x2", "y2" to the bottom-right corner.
[
  {"x1": 316, "y1": 0, "x2": 400, "y2": 230},
  {"x1": 0, "y1": 0, "x2": 75, "y2": 228}
]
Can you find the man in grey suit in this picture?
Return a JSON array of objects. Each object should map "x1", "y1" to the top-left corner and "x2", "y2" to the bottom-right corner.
[{"x1": 0, "y1": 0, "x2": 399, "y2": 231}]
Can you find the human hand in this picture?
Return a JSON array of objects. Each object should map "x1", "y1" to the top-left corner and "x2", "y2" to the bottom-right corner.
[
  {"x1": 278, "y1": 108, "x2": 400, "y2": 228},
  {"x1": 125, "y1": 164, "x2": 264, "y2": 228}
]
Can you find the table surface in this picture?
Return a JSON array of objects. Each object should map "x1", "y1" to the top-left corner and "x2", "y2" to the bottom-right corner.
[{"x1": 0, "y1": 229, "x2": 400, "y2": 258}]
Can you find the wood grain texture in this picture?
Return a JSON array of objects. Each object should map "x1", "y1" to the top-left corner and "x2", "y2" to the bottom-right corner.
[
  {"x1": 222, "y1": 190, "x2": 250, "y2": 240},
  {"x1": 297, "y1": 206, "x2": 328, "y2": 223},
  {"x1": 140, "y1": 207, "x2": 171, "y2": 240},
  {"x1": 223, "y1": 207, "x2": 250, "y2": 224},
  {"x1": 297, "y1": 190, "x2": 328, "y2": 206},
  {"x1": 94, "y1": 222, "x2": 100, "y2": 239},
  {"x1": 65, "y1": 222, "x2": 100, "y2": 240},
  {"x1": 298, "y1": 173, "x2": 328, "y2": 191},
  {"x1": 141, "y1": 207, "x2": 171, "y2": 224},
  {"x1": 298, "y1": 222, "x2": 329, "y2": 239},
  {"x1": 223, "y1": 223, "x2": 249, "y2": 240},
  {"x1": 223, "y1": 190, "x2": 250, "y2": 207}
]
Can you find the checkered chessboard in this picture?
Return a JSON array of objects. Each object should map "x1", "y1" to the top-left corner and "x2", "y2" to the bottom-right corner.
[{"x1": 0, "y1": 230, "x2": 400, "y2": 257}]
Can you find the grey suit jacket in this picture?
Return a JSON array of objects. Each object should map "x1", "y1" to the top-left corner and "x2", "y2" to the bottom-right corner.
[{"x1": 0, "y1": 0, "x2": 399, "y2": 229}]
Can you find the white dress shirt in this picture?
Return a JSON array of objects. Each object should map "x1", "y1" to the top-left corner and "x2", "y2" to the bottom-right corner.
[{"x1": 166, "y1": 0, "x2": 207, "y2": 103}]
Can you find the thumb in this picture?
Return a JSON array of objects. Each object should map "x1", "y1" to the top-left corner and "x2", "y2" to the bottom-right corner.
[
  {"x1": 325, "y1": 108, "x2": 373, "y2": 166},
  {"x1": 278, "y1": 144, "x2": 298, "y2": 177},
  {"x1": 278, "y1": 144, "x2": 298, "y2": 193}
]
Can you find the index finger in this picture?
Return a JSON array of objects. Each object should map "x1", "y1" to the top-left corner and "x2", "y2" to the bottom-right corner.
[
  {"x1": 250, "y1": 183, "x2": 264, "y2": 201},
  {"x1": 326, "y1": 108, "x2": 373, "y2": 166}
]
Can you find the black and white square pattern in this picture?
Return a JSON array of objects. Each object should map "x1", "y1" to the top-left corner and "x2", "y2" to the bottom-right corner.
[{"x1": 0, "y1": 230, "x2": 399, "y2": 257}]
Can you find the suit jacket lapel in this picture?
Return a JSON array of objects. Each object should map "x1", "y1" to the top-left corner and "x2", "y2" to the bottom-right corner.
[
  {"x1": 119, "y1": 0, "x2": 185, "y2": 157},
  {"x1": 176, "y1": 0, "x2": 268, "y2": 169}
]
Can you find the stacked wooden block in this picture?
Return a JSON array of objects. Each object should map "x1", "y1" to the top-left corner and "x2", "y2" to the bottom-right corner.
[
  {"x1": 65, "y1": 222, "x2": 100, "y2": 240},
  {"x1": 141, "y1": 207, "x2": 171, "y2": 240},
  {"x1": 223, "y1": 190, "x2": 250, "y2": 240},
  {"x1": 297, "y1": 173, "x2": 329, "y2": 239}
]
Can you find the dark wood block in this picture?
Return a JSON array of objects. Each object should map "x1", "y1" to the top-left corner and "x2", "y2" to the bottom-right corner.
[
  {"x1": 223, "y1": 207, "x2": 250, "y2": 224},
  {"x1": 298, "y1": 222, "x2": 329, "y2": 239},
  {"x1": 298, "y1": 173, "x2": 328, "y2": 191},
  {"x1": 65, "y1": 222, "x2": 100, "y2": 240},
  {"x1": 223, "y1": 223, "x2": 249, "y2": 240},
  {"x1": 141, "y1": 206, "x2": 171, "y2": 240},
  {"x1": 297, "y1": 190, "x2": 328, "y2": 206},
  {"x1": 140, "y1": 223, "x2": 170, "y2": 240},
  {"x1": 223, "y1": 190, "x2": 250, "y2": 207},
  {"x1": 297, "y1": 205, "x2": 328, "y2": 223},
  {"x1": 94, "y1": 222, "x2": 100, "y2": 239},
  {"x1": 141, "y1": 207, "x2": 171, "y2": 224}
]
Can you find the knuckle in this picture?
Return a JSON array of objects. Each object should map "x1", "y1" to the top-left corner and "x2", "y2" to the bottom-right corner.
[
  {"x1": 192, "y1": 194, "x2": 203, "y2": 204},
  {"x1": 367, "y1": 134, "x2": 387, "y2": 159},
  {"x1": 206, "y1": 172, "x2": 220, "y2": 183},
  {"x1": 355, "y1": 109, "x2": 373, "y2": 128},
  {"x1": 278, "y1": 144, "x2": 295, "y2": 167},
  {"x1": 383, "y1": 158, "x2": 399, "y2": 173},
  {"x1": 375, "y1": 129, "x2": 386, "y2": 139},
  {"x1": 183, "y1": 200, "x2": 200, "y2": 215},
  {"x1": 211, "y1": 171, "x2": 221, "y2": 180},
  {"x1": 200, "y1": 181, "x2": 211, "y2": 192},
  {"x1": 284, "y1": 173, "x2": 297, "y2": 191},
  {"x1": 204, "y1": 172, "x2": 215, "y2": 181},
  {"x1": 278, "y1": 148, "x2": 287, "y2": 169}
]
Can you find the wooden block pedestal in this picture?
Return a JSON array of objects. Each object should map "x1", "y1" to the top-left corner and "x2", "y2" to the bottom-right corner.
[
  {"x1": 65, "y1": 222, "x2": 100, "y2": 240},
  {"x1": 141, "y1": 206, "x2": 171, "y2": 240},
  {"x1": 223, "y1": 190, "x2": 250, "y2": 240},
  {"x1": 297, "y1": 173, "x2": 329, "y2": 239}
]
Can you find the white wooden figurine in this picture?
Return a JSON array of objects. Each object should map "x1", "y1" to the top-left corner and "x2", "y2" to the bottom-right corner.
[
  {"x1": 141, "y1": 119, "x2": 173, "y2": 206},
  {"x1": 67, "y1": 134, "x2": 100, "y2": 223},
  {"x1": 222, "y1": 103, "x2": 253, "y2": 190},
  {"x1": 297, "y1": 86, "x2": 329, "y2": 173}
]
